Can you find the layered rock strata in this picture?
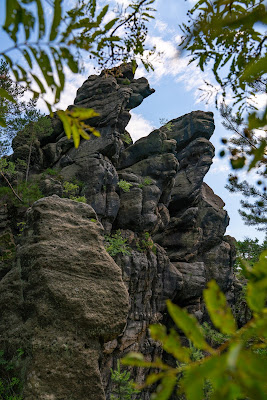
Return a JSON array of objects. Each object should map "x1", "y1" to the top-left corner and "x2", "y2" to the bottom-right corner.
[{"x1": 0, "y1": 63, "x2": 236, "y2": 399}]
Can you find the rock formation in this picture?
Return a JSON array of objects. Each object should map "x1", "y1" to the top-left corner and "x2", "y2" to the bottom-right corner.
[{"x1": 0, "y1": 63, "x2": 237, "y2": 399}]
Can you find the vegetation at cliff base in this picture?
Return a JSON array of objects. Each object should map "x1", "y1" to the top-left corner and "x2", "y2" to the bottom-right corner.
[
  {"x1": 63, "y1": 181, "x2": 87, "y2": 203},
  {"x1": 0, "y1": 349, "x2": 24, "y2": 400},
  {"x1": 105, "y1": 231, "x2": 131, "y2": 257},
  {"x1": 110, "y1": 361, "x2": 140, "y2": 400}
]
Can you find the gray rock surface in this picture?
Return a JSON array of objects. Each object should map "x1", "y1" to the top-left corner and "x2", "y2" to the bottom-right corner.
[
  {"x1": 0, "y1": 196, "x2": 128, "y2": 400},
  {"x1": 0, "y1": 63, "x2": 238, "y2": 399}
]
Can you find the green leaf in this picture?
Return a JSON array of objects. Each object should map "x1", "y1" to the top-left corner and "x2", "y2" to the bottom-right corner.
[
  {"x1": 181, "y1": 355, "x2": 224, "y2": 400},
  {"x1": 152, "y1": 374, "x2": 177, "y2": 400},
  {"x1": 203, "y1": 280, "x2": 237, "y2": 335},
  {"x1": 182, "y1": 369, "x2": 205, "y2": 400},
  {"x1": 17, "y1": 64, "x2": 28, "y2": 80},
  {"x1": 231, "y1": 156, "x2": 246, "y2": 169},
  {"x1": 248, "y1": 106, "x2": 267, "y2": 130},
  {"x1": 88, "y1": 126, "x2": 100, "y2": 137},
  {"x1": 0, "y1": 117, "x2": 7, "y2": 127},
  {"x1": 240, "y1": 54, "x2": 267, "y2": 84},
  {"x1": 70, "y1": 108, "x2": 99, "y2": 120},
  {"x1": 0, "y1": 88, "x2": 16, "y2": 103},
  {"x1": 78, "y1": 128, "x2": 90, "y2": 140},
  {"x1": 122, "y1": 352, "x2": 169, "y2": 370},
  {"x1": 60, "y1": 48, "x2": 79, "y2": 73},
  {"x1": 248, "y1": 139, "x2": 266, "y2": 171},
  {"x1": 246, "y1": 250, "x2": 267, "y2": 313},
  {"x1": 90, "y1": 0, "x2": 96, "y2": 17},
  {"x1": 104, "y1": 18, "x2": 118, "y2": 31},
  {"x1": 2, "y1": 54, "x2": 13, "y2": 69},
  {"x1": 96, "y1": 5, "x2": 109, "y2": 24},
  {"x1": 21, "y1": 48, "x2": 33, "y2": 68},
  {"x1": 72, "y1": 121, "x2": 80, "y2": 148},
  {"x1": 36, "y1": 0, "x2": 45, "y2": 39},
  {"x1": 51, "y1": 47, "x2": 65, "y2": 89},
  {"x1": 132, "y1": 59, "x2": 137, "y2": 74},
  {"x1": 166, "y1": 300, "x2": 212, "y2": 352},
  {"x1": 50, "y1": 0, "x2": 62, "y2": 41},
  {"x1": 57, "y1": 110, "x2": 72, "y2": 139},
  {"x1": 149, "y1": 324, "x2": 191, "y2": 362},
  {"x1": 30, "y1": 47, "x2": 54, "y2": 87},
  {"x1": 236, "y1": 349, "x2": 267, "y2": 400},
  {"x1": 44, "y1": 100, "x2": 52, "y2": 114},
  {"x1": 30, "y1": 72, "x2": 46, "y2": 94},
  {"x1": 227, "y1": 342, "x2": 242, "y2": 371},
  {"x1": 4, "y1": 0, "x2": 17, "y2": 31},
  {"x1": 145, "y1": 372, "x2": 166, "y2": 386}
]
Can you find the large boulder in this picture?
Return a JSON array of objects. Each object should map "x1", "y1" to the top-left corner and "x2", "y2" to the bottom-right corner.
[{"x1": 0, "y1": 196, "x2": 128, "y2": 400}]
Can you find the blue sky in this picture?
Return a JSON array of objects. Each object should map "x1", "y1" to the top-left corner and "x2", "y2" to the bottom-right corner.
[{"x1": 0, "y1": 0, "x2": 266, "y2": 242}]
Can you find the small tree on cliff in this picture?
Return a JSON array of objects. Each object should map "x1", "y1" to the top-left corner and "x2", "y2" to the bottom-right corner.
[
  {"x1": 0, "y1": 60, "x2": 39, "y2": 157},
  {"x1": 18, "y1": 114, "x2": 53, "y2": 183},
  {"x1": 234, "y1": 236, "x2": 267, "y2": 271}
]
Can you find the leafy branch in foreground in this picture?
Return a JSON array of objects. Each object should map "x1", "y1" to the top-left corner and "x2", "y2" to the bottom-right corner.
[
  {"x1": 180, "y1": 0, "x2": 266, "y2": 112},
  {"x1": 226, "y1": 176, "x2": 267, "y2": 230},
  {"x1": 123, "y1": 250, "x2": 267, "y2": 400},
  {"x1": 219, "y1": 102, "x2": 266, "y2": 229},
  {"x1": 219, "y1": 102, "x2": 266, "y2": 172},
  {"x1": 179, "y1": 0, "x2": 267, "y2": 171},
  {"x1": 57, "y1": 108, "x2": 100, "y2": 148},
  {"x1": 0, "y1": 0, "x2": 156, "y2": 145}
]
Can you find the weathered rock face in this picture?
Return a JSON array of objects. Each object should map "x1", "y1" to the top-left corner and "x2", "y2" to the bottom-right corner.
[
  {"x1": 0, "y1": 63, "x2": 237, "y2": 399},
  {"x1": 0, "y1": 196, "x2": 128, "y2": 400}
]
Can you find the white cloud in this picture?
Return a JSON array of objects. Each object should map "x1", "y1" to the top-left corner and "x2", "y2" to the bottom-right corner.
[
  {"x1": 176, "y1": 67, "x2": 208, "y2": 93},
  {"x1": 209, "y1": 156, "x2": 231, "y2": 175},
  {"x1": 133, "y1": 34, "x2": 213, "y2": 100},
  {"x1": 127, "y1": 112, "x2": 154, "y2": 142},
  {"x1": 135, "y1": 64, "x2": 147, "y2": 79},
  {"x1": 102, "y1": 9, "x2": 117, "y2": 25},
  {"x1": 254, "y1": 128, "x2": 267, "y2": 139},
  {"x1": 137, "y1": 35, "x2": 188, "y2": 83},
  {"x1": 248, "y1": 93, "x2": 267, "y2": 111},
  {"x1": 174, "y1": 34, "x2": 182, "y2": 44},
  {"x1": 112, "y1": 0, "x2": 131, "y2": 5},
  {"x1": 154, "y1": 20, "x2": 168, "y2": 33}
]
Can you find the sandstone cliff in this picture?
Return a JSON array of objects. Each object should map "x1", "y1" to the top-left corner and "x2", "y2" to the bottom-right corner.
[{"x1": 0, "y1": 63, "x2": 237, "y2": 399}]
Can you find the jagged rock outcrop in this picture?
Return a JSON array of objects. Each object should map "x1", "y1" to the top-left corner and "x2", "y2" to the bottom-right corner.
[{"x1": 0, "y1": 63, "x2": 237, "y2": 399}]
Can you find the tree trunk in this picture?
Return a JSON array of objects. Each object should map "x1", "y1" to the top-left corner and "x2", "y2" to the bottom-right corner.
[
  {"x1": 25, "y1": 139, "x2": 33, "y2": 183},
  {"x1": 0, "y1": 171, "x2": 23, "y2": 202}
]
